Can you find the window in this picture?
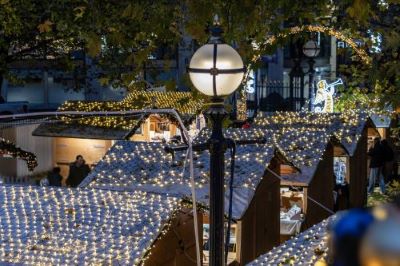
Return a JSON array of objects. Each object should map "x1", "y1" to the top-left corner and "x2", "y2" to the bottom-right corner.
[
  {"x1": 156, "y1": 122, "x2": 169, "y2": 132},
  {"x1": 334, "y1": 156, "x2": 348, "y2": 185}
]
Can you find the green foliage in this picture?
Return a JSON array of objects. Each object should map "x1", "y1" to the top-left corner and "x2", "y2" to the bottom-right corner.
[
  {"x1": 334, "y1": 87, "x2": 374, "y2": 112},
  {"x1": 346, "y1": 0, "x2": 373, "y2": 25},
  {"x1": 367, "y1": 180, "x2": 400, "y2": 207},
  {"x1": 0, "y1": 0, "x2": 183, "y2": 89},
  {"x1": 367, "y1": 191, "x2": 390, "y2": 207},
  {"x1": 0, "y1": 0, "x2": 399, "y2": 110},
  {"x1": 184, "y1": 0, "x2": 333, "y2": 64},
  {"x1": 332, "y1": 1, "x2": 400, "y2": 110},
  {"x1": 85, "y1": 32, "x2": 102, "y2": 58},
  {"x1": 387, "y1": 180, "x2": 400, "y2": 198}
]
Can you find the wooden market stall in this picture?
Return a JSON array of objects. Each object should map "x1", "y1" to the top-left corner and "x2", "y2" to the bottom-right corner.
[
  {"x1": 30, "y1": 91, "x2": 204, "y2": 183},
  {"x1": 254, "y1": 111, "x2": 379, "y2": 211},
  {"x1": 0, "y1": 185, "x2": 196, "y2": 265},
  {"x1": 252, "y1": 111, "x2": 378, "y2": 243},
  {"x1": 79, "y1": 127, "x2": 289, "y2": 265},
  {"x1": 254, "y1": 113, "x2": 337, "y2": 238},
  {"x1": 335, "y1": 115, "x2": 377, "y2": 209},
  {"x1": 26, "y1": 91, "x2": 205, "y2": 187},
  {"x1": 33, "y1": 91, "x2": 203, "y2": 142},
  {"x1": 278, "y1": 140, "x2": 335, "y2": 231}
]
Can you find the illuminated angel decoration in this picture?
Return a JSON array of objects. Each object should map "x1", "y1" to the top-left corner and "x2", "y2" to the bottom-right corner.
[{"x1": 314, "y1": 78, "x2": 343, "y2": 113}]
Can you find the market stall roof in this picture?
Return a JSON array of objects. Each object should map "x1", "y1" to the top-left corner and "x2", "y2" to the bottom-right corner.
[
  {"x1": 81, "y1": 138, "x2": 287, "y2": 220},
  {"x1": 0, "y1": 185, "x2": 181, "y2": 265},
  {"x1": 193, "y1": 127, "x2": 267, "y2": 145},
  {"x1": 370, "y1": 113, "x2": 392, "y2": 128},
  {"x1": 254, "y1": 110, "x2": 372, "y2": 157},
  {"x1": 251, "y1": 111, "x2": 379, "y2": 185},
  {"x1": 247, "y1": 214, "x2": 337, "y2": 265},
  {"x1": 329, "y1": 111, "x2": 371, "y2": 156},
  {"x1": 32, "y1": 91, "x2": 204, "y2": 139},
  {"x1": 32, "y1": 113, "x2": 144, "y2": 140},
  {"x1": 193, "y1": 126, "x2": 341, "y2": 186},
  {"x1": 269, "y1": 128, "x2": 337, "y2": 186},
  {"x1": 0, "y1": 137, "x2": 38, "y2": 171},
  {"x1": 192, "y1": 112, "x2": 368, "y2": 187}
]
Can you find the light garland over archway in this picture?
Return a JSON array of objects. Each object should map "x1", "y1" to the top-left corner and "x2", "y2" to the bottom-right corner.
[
  {"x1": 237, "y1": 25, "x2": 372, "y2": 120},
  {"x1": 257, "y1": 25, "x2": 372, "y2": 65}
]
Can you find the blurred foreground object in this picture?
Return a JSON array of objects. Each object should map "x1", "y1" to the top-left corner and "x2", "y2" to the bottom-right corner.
[
  {"x1": 329, "y1": 209, "x2": 375, "y2": 266},
  {"x1": 328, "y1": 199, "x2": 400, "y2": 266},
  {"x1": 360, "y1": 204, "x2": 400, "y2": 266}
]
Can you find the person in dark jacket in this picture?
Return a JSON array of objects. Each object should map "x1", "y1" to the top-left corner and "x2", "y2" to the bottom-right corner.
[
  {"x1": 381, "y1": 139, "x2": 395, "y2": 183},
  {"x1": 368, "y1": 137, "x2": 385, "y2": 194},
  {"x1": 66, "y1": 155, "x2": 90, "y2": 187},
  {"x1": 47, "y1": 167, "x2": 63, "y2": 187}
]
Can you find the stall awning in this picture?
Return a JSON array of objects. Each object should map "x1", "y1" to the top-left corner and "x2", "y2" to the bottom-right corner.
[{"x1": 32, "y1": 114, "x2": 143, "y2": 140}]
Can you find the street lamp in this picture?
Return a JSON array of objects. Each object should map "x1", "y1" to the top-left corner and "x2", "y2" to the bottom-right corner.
[
  {"x1": 302, "y1": 40, "x2": 320, "y2": 111},
  {"x1": 188, "y1": 16, "x2": 245, "y2": 266}
]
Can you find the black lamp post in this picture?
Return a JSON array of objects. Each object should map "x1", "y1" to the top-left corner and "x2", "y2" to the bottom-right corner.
[
  {"x1": 302, "y1": 40, "x2": 320, "y2": 111},
  {"x1": 188, "y1": 16, "x2": 245, "y2": 266}
]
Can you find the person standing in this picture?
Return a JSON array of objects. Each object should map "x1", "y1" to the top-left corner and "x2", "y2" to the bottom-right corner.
[
  {"x1": 381, "y1": 139, "x2": 394, "y2": 183},
  {"x1": 47, "y1": 167, "x2": 63, "y2": 187},
  {"x1": 66, "y1": 155, "x2": 90, "y2": 187},
  {"x1": 368, "y1": 137, "x2": 385, "y2": 194}
]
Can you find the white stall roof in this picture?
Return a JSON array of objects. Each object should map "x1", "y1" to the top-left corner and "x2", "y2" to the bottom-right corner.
[
  {"x1": 82, "y1": 140, "x2": 280, "y2": 220},
  {"x1": 0, "y1": 185, "x2": 180, "y2": 265},
  {"x1": 247, "y1": 215, "x2": 337, "y2": 265}
]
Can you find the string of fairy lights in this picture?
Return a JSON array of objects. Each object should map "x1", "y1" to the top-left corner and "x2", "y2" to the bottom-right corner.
[
  {"x1": 255, "y1": 25, "x2": 372, "y2": 65},
  {"x1": 254, "y1": 110, "x2": 369, "y2": 166},
  {"x1": 0, "y1": 185, "x2": 181, "y2": 265},
  {"x1": 0, "y1": 137, "x2": 38, "y2": 171},
  {"x1": 195, "y1": 110, "x2": 369, "y2": 176},
  {"x1": 249, "y1": 201, "x2": 398, "y2": 265},
  {"x1": 80, "y1": 110, "x2": 369, "y2": 223},
  {"x1": 83, "y1": 140, "x2": 275, "y2": 218},
  {"x1": 248, "y1": 215, "x2": 335, "y2": 265},
  {"x1": 71, "y1": 113, "x2": 366, "y2": 264},
  {"x1": 58, "y1": 91, "x2": 204, "y2": 130},
  {"x1": 236, "y1": 25, "x2": 374, "y2": 120},
  {"x1": 0, "y1": 111, "x2": 376, "y2": 265}
]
